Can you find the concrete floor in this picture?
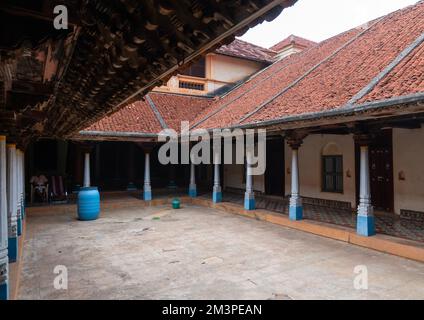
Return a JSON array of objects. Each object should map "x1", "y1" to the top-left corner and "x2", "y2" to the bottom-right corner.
[{"x1": 19, "y1": 205, "x2": 424, "y2": 300}]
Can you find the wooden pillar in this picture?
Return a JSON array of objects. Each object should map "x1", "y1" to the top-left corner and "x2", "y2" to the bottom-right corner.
[
  {"x1": 286, "y1": 132, "x2": 307, "y2": 221},
  {"x1": 212, "y1": 149, "x2": 222, "y2": 203},
  {"x1": 143, "y1": 151, "x2": 152, "y2": 200},
  {"x1": 0, "y1": 136, "x2": 9, "y2": 300},
  {"x1": 6, "y1": 143, "x2": 18, "y2": 262},
  {"x1": 244, "y1": 150, "x2": 255, "y2": 210},
  {"x1": 354, "y1": 134, "x2": 375, "y2": 236},
  {"x1": 188, "y1": 162, "x2": 197, "y2": 197}
]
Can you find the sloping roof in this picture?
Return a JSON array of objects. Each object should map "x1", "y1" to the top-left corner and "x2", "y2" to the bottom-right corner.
[
  {"x1": 84, "y1": 92, "x2": 213, "y2": 135},
  {"x1": 80, "y1": 1, "x2": 424, "y2": 138},
  {"x1": 195, "y1": 1, "x2": 424, "y2": 128},
  {"x1": 270, "y1": 35, "x2": 317, "y2": 52},
  {"x1": 215, "y1": 39, "x2": 276, "y2": 63}
]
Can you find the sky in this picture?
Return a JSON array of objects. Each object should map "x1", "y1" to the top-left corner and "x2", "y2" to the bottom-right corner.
[{"x1": 239, "y1": 0, "x2": 418, "y2": 48}]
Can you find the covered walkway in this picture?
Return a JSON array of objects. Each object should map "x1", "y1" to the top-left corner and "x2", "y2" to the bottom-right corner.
[{"x1": 218, "y1": 192, "x2": 424, "y2": 243}]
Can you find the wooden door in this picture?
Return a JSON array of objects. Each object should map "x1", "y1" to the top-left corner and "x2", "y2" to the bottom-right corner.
[{"x1": 369, "y1": 131, "x2": 394, "y2": 212}]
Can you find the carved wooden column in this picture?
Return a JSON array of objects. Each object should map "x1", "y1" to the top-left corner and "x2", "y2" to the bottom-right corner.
[
  {"x1": 15, "y1": 149, "x2": 22, "y2": 236},
  {"x1": 0, "y1": 135, "x2": 9, "y2": 300},
  {"x1": 80, "y1": 144, "x2": 94, "y2": 188},
  {"x1": 244, "y1": 150, "x2": 255, "y2": 210},
  {"x1": 6, "y1": 143, "x2": 18, "y2": 262},
  {"x1": 212, "y1": 148, "x2": 222, "y2": 203},
  {"x1": 188, "y1": 162, "x2": 197, "y2": 197},
  {"x1": 286, "y1": 132, "x2": 307, "y2": 221},
  {"x1": 354, "y1": 133, "x2": 375, "y2": 236}
]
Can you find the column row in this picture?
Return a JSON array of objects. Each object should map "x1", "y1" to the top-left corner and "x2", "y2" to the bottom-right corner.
[{"x1": 0, "y1": 137, "x2": 26, "y2": 300}]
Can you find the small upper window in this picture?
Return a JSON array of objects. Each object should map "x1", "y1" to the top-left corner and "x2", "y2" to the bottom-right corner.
[
  {"x1": 180, "y1": 58, "x2": 206, "y2": 78},
  {"x1": 322, "y1": 155, "x2": 343, "y2": 193}
]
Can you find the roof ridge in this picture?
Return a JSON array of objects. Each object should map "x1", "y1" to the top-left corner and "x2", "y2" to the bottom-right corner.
[
  {"x1": 238, "y1": 17, "x2": 382, "y2": 124},
  {"x1": 345, "y1": 31, "x2": 424, "y2": 107},
  {"x1": 145, "y1": 94, "x2": 168, "y2": 129}
]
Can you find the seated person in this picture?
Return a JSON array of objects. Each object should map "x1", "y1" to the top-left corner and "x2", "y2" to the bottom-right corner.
[{"x1": 30, "y1": 174, "x2": 49, "y2": 202}]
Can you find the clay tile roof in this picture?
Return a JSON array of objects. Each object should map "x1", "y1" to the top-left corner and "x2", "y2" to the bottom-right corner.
[
  {"x1": 193, "y1": 1, "x2": 424, "y2": 129},
  {"x1": 215, "y1": 39, "x2": 276, "y2": 63},
  {"x1": 270, "y1": 35, "x2": 317, "y2": 52},
  {"x1": 83, "y1": 1, "x2": 424, "y2": 137},
  {"x1": 82, "y1": 92, "x2": 213, "y2": 135},
  {"x1": 85, "y1": 98, "x2": 163, "y2": 134}
]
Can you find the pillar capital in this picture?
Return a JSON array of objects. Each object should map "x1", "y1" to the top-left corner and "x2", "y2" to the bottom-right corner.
[
  {"x1": 353, "y1": 133, "x2": 374, "y2": 146},
  {"x1": 285, "y1": 130, "x2": 308, "y2": 149},
  {"x1": 136, "y1": 142, "x2": 156, "y2": 153}
]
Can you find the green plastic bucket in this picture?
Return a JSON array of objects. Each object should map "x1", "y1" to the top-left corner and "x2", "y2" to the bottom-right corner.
[{"x1": 172, "y1": 198, "x2": 180, "y2": 209}]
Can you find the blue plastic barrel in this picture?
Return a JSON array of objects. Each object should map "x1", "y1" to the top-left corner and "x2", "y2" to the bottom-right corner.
[{"x1": 77, "y1": 187, "x2": 100, "y2": 221}]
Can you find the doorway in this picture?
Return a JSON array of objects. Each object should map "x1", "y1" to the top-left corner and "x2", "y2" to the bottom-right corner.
[
  {"x1": 265, "y1": 136, "x2": 285, "y2": 196},
  {"x1": 355, "y1": 130, "x2": 394, "y2": 212}
]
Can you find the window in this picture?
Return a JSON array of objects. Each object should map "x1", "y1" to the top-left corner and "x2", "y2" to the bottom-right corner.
[
  {"x1": 179, "y1": 81, "x2": 205, "y2": 91},
  {"x1": 180, "y1": 58, "x2": 206, "y2": 78},
  {"x1": 322, "y1": 155, "x2": 343, "y2": 193}
]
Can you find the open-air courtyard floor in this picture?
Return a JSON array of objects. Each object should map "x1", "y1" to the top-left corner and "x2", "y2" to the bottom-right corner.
[{"x1": 19, "y1": 203, "x2": 424, "y2": 300}]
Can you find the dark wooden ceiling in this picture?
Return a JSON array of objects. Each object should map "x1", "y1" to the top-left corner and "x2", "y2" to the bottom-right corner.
[{"x1": 0, "y1": 0, "x2": 297, "y2": 145}]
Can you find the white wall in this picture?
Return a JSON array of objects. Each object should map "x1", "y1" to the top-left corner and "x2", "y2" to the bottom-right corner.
[
  {"x1": 284, "y1": 134, "x2": 356, "y2": 207},
  {"x1": 223, "y1": 163, "x2": 265, "y2": 193},
  {"x1": 393, "y1": 127, "x2": 424, "y2": 214},
  {"x1": 222, "y1": 129, "x2": 424, "y2": 215},
  {"x1": 209, "y1": 54, "x2": 265, "y2": 84}
]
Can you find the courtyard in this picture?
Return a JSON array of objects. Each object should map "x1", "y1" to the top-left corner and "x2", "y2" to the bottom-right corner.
[{"x1": 19, "y1": 203, "x2": 424, "y2": 300}]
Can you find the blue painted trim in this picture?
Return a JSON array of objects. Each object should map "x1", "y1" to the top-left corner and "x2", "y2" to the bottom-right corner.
[
  {"x1": 144, "y1": 190, "x2": 152, "y2": 201},
  {"x1": 357, "y1": 215, "x2": 375, "y2": 237},
  {"x1": 17, "y1": 217, "x2": 22, "y2": 236},
  {"x1": 22, "y1": 203, "x2": 25, "y2": 219},
  {"x1": 244, "y1": 197, "x2": 256, "y2": 210},
  {"x1": 188, "y1": 188, "x2": 197, "y2": 198},
  {"x1": 289, "y1": 206, "x2": 303, "y2": 221},
  {"x1": 212, "y1": 191, "x2": 222, "y2": 203},
  {"x1": 8, "y1": 237, "x2": 18, "y2": 263},
  {"x1": 0, "y1": 282, "x2": 9, "y2": 300}
]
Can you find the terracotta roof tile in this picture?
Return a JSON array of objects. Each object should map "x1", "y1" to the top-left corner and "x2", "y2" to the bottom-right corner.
[
  {"x1": 83, "y1": 92, "x2": 213, "y2": 134},
  {"x1": 359, "y1": 41, "x2": 424, "y2": 103},
  {"x1": 195, "y1": 27, "x2": 361, "y2": 129},
  {"x1": 246, "y1": 2, "x2": 424, "y2": 124},
  {"x1": 270, "y1": 35, "x2": 317, "y2": 52},
  {"x1": 149, "y1": 93, "x2": 212, "y2": 131},
  {"x1": 215, "y1": 39, "x2": 275, "y2": 63},
  {"x1": 85, "y1": 98, "x2": 163, "y2": 134},
  {"x1": 85, "y1": 1, "x2": 424, "y2": 136}
]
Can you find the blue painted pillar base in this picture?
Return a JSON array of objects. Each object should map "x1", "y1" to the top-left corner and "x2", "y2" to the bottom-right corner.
[
  {"x1": 17, "y1": 217, "x2": 22, "y2": 236},
  {"x1": 8, "y1": 237, "x2": 18, "y2": 263},
  {"x1": 188, "y1": 188, "x2": 197, "y2": 198},
  {"x1": 143, "y1": 190, "x2": 152, "y2": 201},
  {"x1": 212, "y1": 191, "x2": 222, "y2": 203},
  {"x1": 0, "y1": 282, "x2": 8, "y2": 300},
  {"x1": 357, "y1": 215, "x2": 375, "y2": 237},
  {"x1": 289, "y1": 206, "x2": 303, "y2": 221},
  {"x1": 0, "y1": 282, "x2": 9, "y2": 300},
  {"x1": 244, "y1": 197, "x2": 255, "y2": 211}
]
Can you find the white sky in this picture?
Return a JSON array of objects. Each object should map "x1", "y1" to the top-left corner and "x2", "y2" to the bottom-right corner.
[{"x1": 239, "y1": 0, "x2": 418, "y2": 48}]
